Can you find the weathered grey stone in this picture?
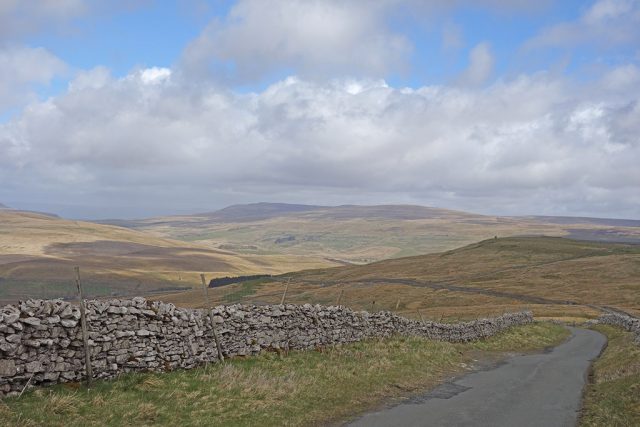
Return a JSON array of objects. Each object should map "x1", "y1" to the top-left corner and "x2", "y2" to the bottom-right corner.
[
  {"x1": 25, "y1": 361, "x2": 43, "y2": 373},
  {"x1": 0, "y1": 359, "x2": 16, "y2": 376},
  {"x1": 60, "y1": 319, "x2": 78, "y2": 328},
  {"x1": 45, "y1": 315, "x2": 61, "y2": 324},
  {"x1": 2, "y1": 312, "x2": 19, "y2": 324},
  {"x1": 59, "y1": 305, "x2": 73, "y2": 319},
  {"x1": 5, "y1": 334, "x2": 20, "y2": 344},
  {"x1": 44, "y1": 372, "x2": 60, "y2": 381}
]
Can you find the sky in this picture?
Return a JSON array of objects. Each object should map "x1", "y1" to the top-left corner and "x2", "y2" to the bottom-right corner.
[{"x1": 0, "y1": 0, "x2": 639, "y2": 219}]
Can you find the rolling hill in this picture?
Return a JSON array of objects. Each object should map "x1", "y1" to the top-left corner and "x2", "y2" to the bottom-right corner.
[
  {"x1": 0, "y1": 209, "x2": 337, "y2": 303},
  {"x1": 154, "y1": 236, "x2": 640, "y2": 321},
  {"x1": 4, "y1": 202, "x2": 639, "y2": 311},
  {"x1": 101, "y1": 203, "x2": 640, "y2": 264}
]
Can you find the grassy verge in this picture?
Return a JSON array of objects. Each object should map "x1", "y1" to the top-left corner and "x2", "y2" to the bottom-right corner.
[
  {"x1": 580, "y1": 325, "x2": 640, "y2": 426},
  {"x1": 0, "y1": 323, "x2": 567, "y2": 427}
]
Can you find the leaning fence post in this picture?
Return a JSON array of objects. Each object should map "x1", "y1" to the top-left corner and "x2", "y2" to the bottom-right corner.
[
  {"x1": 280, "y1": 278, "x2": 290, "y2": 305},
  {"x1": 336, "y1": 289, "x2": 344, "y2": 306},
  {"x1": 74, "y1": 266, "x2": 93, "y2": 387},
  {"x1": 395, "y1": 298, "x2": 401, "y2": 310},
  {"x1": 201, "y1": 274, "x2": 225, "y2": 363}
]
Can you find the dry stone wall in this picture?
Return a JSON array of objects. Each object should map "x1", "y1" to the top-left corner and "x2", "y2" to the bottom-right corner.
[
  {"x1": 597, "y1": 312, "x2": 640, "y2": 344},
  {"x1": 0, "y1": 297, "x2": 533, "y2": 397}
]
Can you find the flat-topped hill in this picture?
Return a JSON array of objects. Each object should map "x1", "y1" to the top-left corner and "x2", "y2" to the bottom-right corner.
[{"x1": 98, "y1": 203, "x2": 640, "y2": 264}]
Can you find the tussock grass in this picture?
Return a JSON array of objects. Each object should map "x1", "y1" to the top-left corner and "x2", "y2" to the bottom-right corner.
[
  {"x1": 581, "y1": 325, "x2": 640, "y2": 427},
  {"x1": 469, "y1": 321, "x2": 570, "y2": 353},
  {"x1": 0, "y1": 323, "x2": 566, "y2": 426}
]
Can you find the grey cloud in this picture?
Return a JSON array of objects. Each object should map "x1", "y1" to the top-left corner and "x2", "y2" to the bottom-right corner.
[
  {"x1": 0, "y1": 0, "x2": 87, "y2": 40},
  {"x1": 456, "y1": 42, "x2": 494, "y2": 86},
  {"x1": 1, "y1": 66, "x2": 639, "y2": 219},
  {"x1": 179, "y1": 0, "x2": 555, "y2": 84},
  {"x1": 181, "y1": 0, "x2": 411, "y2": 82},
  {"x1": 0, "y1": 0, "x2": 149, "y2": 41},
  {"x1": 526, "y1": 0, "x2": 640, "y2": 49},
  {"x1": 442, "y1": 21, "x2": 464, "y2": 50}
]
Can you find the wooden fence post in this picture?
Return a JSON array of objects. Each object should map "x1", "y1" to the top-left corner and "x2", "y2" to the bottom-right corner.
[
  {"x1": 280, "y1": 278, "x2": 290, "y2": 305},
  {"x1": 336, "y1": 289, "x2": 344, "y2": 306},
  {"x1": 417, "y1": 309, "x2": 424, "y2": 322},
  {"x1": 395, "y1": 298, "x2": 401, "y2": 311},
  {"x1": 74, "y1": 267, "x2": 93, "y2": 387},
  {"x1": 200, "y1": 274, "x2": 225, "y2": 363},
  {"x1": 370, "y1": 300, "x2": 376, "y2": 312}
]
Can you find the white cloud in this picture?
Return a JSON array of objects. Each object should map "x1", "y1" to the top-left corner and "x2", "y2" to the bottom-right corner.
[
  {"x1": 1, "y1": 64, "x2": 639, "y2": 219},
  {"x1": 0, "y1": 45, "x2": 67, "y2": 111},
  {"x1": 602, "y1": 64, "x2": 640, "y2": 89},
  {"x1": 139, "y1": 67, "x2": 172, "y2": 85},
  {"x1": 527, "y1": 0, "x2": 640, "y2": 48},
  {"x1": 181, "y1": 0, "x2": 411, "y2": 82},
  {"x1": 457, "y1": 42, "x2": 494, "y2": 86},
  {"x1": 179, "y1": 0, "x2": 551, "y2": 84}
]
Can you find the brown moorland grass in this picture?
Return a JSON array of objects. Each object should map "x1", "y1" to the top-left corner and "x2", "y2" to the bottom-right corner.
[
  {"x1": 0, "y1": 323, "x2": 568, "y2": 427},
  {"x1": 284, "y1": 236, "x2": 640, "y2": 317},
  {"x1": 0, "y1": 210, "x2": 336, "y2": 303},
  {"x1": 156, "y1": 237, "x2": 635, "y2": 321}
]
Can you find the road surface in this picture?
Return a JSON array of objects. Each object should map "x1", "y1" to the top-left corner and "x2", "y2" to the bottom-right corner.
[{"x1": 349, "y1": 327, "x2": 605, "y2": 427}]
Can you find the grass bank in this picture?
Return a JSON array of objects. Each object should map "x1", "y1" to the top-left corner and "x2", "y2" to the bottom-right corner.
[
  {"x1": 0, "y1": 323, "x2": 567, "y2": 427},
  {"x1": 581, "y1": 325, "x2": 640, "y2": 426}
]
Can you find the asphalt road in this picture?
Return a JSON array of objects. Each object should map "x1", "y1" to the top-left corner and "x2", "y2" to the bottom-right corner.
[{"x1": 349, "y1": 327, "x2": 606, "y2": 427}]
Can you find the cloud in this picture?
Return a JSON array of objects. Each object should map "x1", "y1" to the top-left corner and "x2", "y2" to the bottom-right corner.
[
  {"x1": 181, "y1": 0, "x2": 411, "y2": 82},
  {"x1": 0, "y1": 0, "x2": 88, "y2": 40},
  {"x1": 442, "y1": 21, "x2": 464, "y2": 50},
  {"x1": 180, "y1": 0, "x2": 555, "y2": 84},
  {"x1": 0, "y1": 0, "x2": 148, "y2": 40},
  {"x1": 1, "y1": 64, "x2": 639, "y2": 218},
  {"x1": 526, "y1": 0, "x2": 640, "y2": 49},
  {"x1": 0, "y1": 0, "x2": 148, "y2": 113},
  {"x1": 0, "y1": 45, "x2": 67, "y2": 111},
  {"x1": 457, "y1": 42, "x2": 494, "y2": 86}
]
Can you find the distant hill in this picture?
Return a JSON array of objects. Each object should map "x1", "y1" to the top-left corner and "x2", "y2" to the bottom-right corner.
[
  {"x1": 530, "y1": 215, "x2": 640, "y2": 227},
  {"x1": 200, "y1": 203, "x2": 476, "y2": 222},
  {"x1": 0, "y1": 209, "x2": 335, "y2": 304},
  {"x1": 0, "y1": 203, "x2": 8, "y2": 209},
  {"x1": 97, "y1": 203, "x2": 640, "y2": 264},
  {"x1": 200, "y1": 202, "x2": 326, "y2": 222}
]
